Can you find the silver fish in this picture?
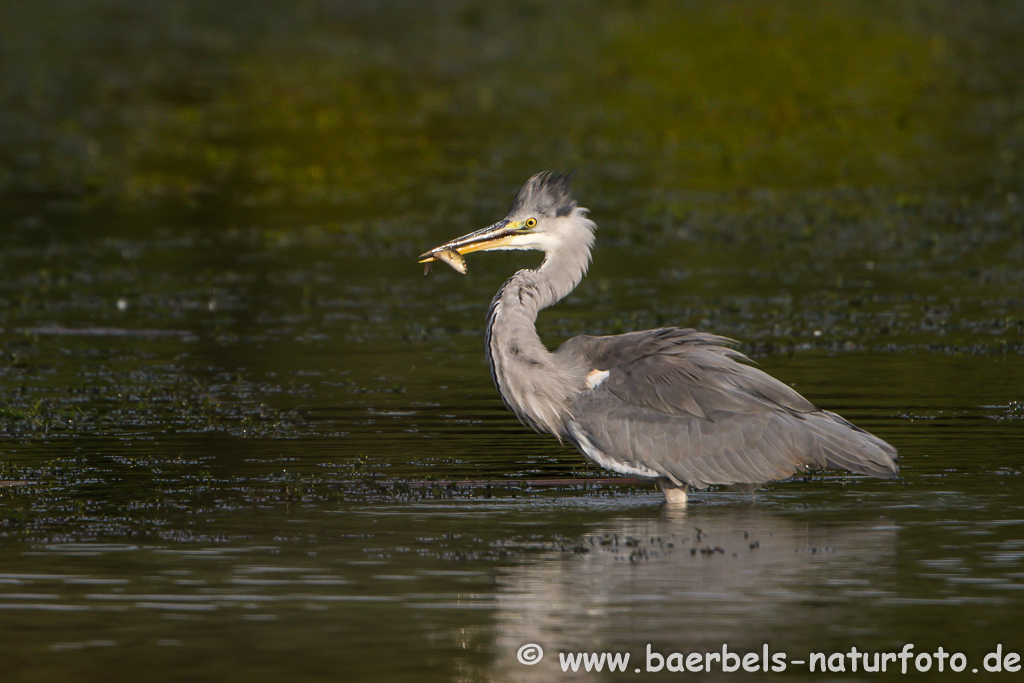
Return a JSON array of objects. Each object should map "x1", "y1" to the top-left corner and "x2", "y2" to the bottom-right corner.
[{"x1": 426, "y1": 248, "x2": 467, "y2": 275}]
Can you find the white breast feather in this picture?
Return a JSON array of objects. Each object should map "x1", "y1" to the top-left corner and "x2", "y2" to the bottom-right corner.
[
  {"x1": 567, "y1": 422, "x2": 660, "y2": 479},
  {"x1": 585, "y1": 369, "x2": 610, "y2": 390}
]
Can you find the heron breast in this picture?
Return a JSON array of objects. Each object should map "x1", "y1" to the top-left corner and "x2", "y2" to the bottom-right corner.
[{"x1": 566, "y1": 421, "x2": 661, "y2": 479}]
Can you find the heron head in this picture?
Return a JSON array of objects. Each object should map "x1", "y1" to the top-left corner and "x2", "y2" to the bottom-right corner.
[{"x1": 419, "y1": 172, "x2": 593, "y2": 273}]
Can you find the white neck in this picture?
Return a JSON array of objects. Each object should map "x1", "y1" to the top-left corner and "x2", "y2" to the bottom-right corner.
[{"x1": 483, "y1": 214, "x2": 595, "y2": 437}]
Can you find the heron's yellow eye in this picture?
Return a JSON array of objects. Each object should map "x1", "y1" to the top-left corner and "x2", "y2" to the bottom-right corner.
[{"x1": 525, "y1": 218, "x2": 537, "y2": 229}]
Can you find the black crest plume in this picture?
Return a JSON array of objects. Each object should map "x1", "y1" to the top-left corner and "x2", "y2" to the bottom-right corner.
[{"x1": 508, "y1": 171, "x2": 577, "y2": 218}]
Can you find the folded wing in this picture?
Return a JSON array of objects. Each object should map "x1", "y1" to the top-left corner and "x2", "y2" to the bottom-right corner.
[{"x1": 556, "y1": 328, "x2": 898, "y2": 489}]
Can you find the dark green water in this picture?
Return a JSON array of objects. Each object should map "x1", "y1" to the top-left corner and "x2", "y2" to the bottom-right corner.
[{"x1": 2, "y1": 2, "x2": 1024, "y2": 681}]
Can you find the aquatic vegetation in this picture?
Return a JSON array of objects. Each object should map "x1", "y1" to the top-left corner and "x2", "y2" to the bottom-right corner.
[{"x1": 0, "y1": 2, "x2": 1022, "y2": 681}]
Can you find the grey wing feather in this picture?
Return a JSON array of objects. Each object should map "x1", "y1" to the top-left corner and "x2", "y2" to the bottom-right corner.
[{"x1": 556, "y1": 328, "x2": 898, "y2": 488}]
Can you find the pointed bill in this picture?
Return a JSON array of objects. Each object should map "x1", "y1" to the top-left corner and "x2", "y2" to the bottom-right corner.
[{"x1": 418, "y1": 219, "x2": 520, "y2": 273}]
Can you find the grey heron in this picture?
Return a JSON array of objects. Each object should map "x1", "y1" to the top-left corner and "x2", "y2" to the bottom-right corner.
[{"x1": 419, "y1": 172, "x2": 898, "y2": 504}]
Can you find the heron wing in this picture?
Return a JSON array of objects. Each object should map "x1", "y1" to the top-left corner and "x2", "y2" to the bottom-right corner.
[{"x1": 557, "y1": 328, "x2": 898, "y2": 488}]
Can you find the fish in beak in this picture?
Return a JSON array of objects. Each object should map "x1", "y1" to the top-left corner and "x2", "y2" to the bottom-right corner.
[
  {"x1": 423, "y1": 249, "x2": 466, "y2": 275},
  {"x1": 419, "y1": 219, "x2": 527, "y2": 275}
]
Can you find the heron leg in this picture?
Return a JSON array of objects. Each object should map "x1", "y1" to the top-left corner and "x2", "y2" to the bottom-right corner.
[{"x1": 658, "y1": 478, "x2": 688, "y2": 506}]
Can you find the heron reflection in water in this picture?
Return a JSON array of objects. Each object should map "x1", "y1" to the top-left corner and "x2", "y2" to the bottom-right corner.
[{"x1": 419, "y1": 173, "x2": 898, "y2": 504}]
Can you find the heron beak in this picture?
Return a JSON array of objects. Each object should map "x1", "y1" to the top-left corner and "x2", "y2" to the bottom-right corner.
[{"x1": 418, "y1": 219, "x2": 519, "y2": 269}]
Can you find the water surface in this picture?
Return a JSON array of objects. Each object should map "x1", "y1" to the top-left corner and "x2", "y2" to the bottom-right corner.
[{"x1": 2, "y1": 1, "x2": 1024, "y2": 681}]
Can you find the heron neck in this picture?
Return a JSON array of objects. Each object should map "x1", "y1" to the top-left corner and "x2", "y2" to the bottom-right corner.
[
  {"x1": 532, "y1": 244, "x2": 592, "y2": 313},
  {"x1": 483, "y1": 240, "x2": 592, "y2": 437},
  {"x1": 494, "y1": 240, "x2": 592, "y2": 332}
]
